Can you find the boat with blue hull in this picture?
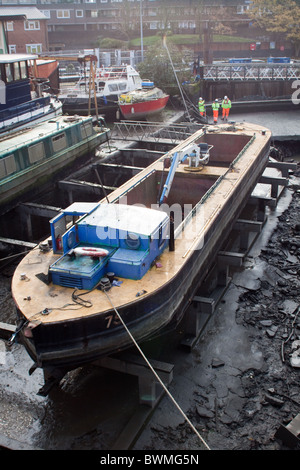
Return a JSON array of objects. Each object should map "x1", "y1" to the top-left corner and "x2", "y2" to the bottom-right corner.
[
  {"x1": 0, "y1": 54, "x2": 62, "y2": 134},
  {"x1": 11, "y1": 122, "x2": 271, "y2": 376},
  {"x1": 0, "y1": 115, "x2": 110, "y2": 213}
]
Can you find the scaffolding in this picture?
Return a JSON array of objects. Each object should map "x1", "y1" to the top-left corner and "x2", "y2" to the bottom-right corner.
[{"x1": 112, "y1": 120, "x2": 201, "y2": 143}]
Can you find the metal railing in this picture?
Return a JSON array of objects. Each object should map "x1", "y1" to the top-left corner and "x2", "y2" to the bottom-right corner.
[{"x1": 201, "y1": 63, "x2": 300, "y2": 81}]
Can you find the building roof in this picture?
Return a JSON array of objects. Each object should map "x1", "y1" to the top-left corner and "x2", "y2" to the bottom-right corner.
[
  {"x1": 0, "y1": 6, "x2": 47, "y2": 21},
  {"x1": 0, "y1": 53, "x2": 38, "y2": 63}
]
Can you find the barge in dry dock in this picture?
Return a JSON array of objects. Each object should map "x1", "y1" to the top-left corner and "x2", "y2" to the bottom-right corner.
[{"x1": 11, "y1": 122, "x2": 271, "y2": 375}]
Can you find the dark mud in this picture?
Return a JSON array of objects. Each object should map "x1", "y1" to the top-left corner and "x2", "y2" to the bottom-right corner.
[
  {"x1": 0, "y1": 263, "x2": 17, "y2": 324},
  {"x1": 134, "y1": 169, "x2": 300, "y2": 451}
]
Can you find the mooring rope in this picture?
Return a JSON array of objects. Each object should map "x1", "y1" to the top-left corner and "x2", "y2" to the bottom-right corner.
[{"x1": 103, "y1": 289, "x2": 211, "y2": 451}]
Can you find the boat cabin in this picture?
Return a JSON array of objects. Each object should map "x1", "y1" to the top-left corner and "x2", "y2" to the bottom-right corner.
[
  {"x1": 0, "y1": 53, "x2": 60, "y2": 133},
  {"x1": 67, "y1": 64, "x2": 142, "y2": 96},
  {"x1": 0, "y1": 54, "x2": 39, "y2": 109},
  {"x1": 49, "y1": 203, "x2": 170, "y2": 289}
]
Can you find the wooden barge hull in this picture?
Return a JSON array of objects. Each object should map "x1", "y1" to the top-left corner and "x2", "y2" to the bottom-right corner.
[{"x1": 12, "y1": 123, "x2": 271, "y2": 371}]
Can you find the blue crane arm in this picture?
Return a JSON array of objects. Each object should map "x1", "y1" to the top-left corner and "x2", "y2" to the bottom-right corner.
[{"x1": 159, "y1": 151, "x2": 189, "y2": 205}]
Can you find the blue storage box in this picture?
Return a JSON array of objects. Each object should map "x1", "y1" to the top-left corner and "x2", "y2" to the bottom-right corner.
[
  {"x1": 108, "y1": 248, "x2": 151, "y2": 280},
  {"x1": 49, "y1": 204, "x2": 170, "y2": 289}
]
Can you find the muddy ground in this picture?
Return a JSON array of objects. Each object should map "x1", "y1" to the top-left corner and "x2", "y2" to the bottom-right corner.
[
  {"x1": 133, "y1": 164, "x2": 300, "y2": 451},
  {"x1": 0, "y1": 152, "x2": 300, "y2": 452}
]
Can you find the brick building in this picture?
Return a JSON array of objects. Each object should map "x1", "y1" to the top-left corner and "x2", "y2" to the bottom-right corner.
[
  {"x1": 0, "y1": 0, "x2": 252, "y2": 52},
  {"x1": 0, "y1": 6, "x2": 48, "y2": 54}
]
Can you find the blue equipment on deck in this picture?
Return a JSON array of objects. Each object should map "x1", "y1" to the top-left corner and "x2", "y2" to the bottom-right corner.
[
  {"x1": 159, "y1": 142, "x2": 211, "y2": 205},
  {"x1": 49, "y1": 203, "x2": 169, "y2": 289}
]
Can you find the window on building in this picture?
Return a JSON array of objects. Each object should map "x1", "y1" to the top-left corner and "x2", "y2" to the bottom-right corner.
[
  {"x1": 179, "y1": 21, "x2": 189, "y2": 28},
  {"x1": 76, "y1": 10, "x2": 84, "y2": 17},
  {"x1": 24, "y1": 20, "x2": 40, "y2": 30},
  {"x1": 26, "y1": 44, "x2": 42, "y2": 54},
  {"x1": 9, "y1": 45, "x2": 16, "y2": 53},
  {"x1": 6, "y1": 22, "x2": 14, "y2": 31},
  {"x1": 57, "y1": 10, "x2": 70, "y2": 19},
  {"x1": 86, "y1": 10, "x2": 98, "y2": 17},
  {"x1": 40, "y1": 10, "x2": 51, "y2": 18}
]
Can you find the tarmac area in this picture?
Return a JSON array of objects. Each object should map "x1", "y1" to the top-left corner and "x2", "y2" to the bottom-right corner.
[
  {"x1": 221, "y1": 106, "x2": 300, "y2": 142},
  {"x1": 0, "y1": 109, "x2": 299, "y2": 454}
]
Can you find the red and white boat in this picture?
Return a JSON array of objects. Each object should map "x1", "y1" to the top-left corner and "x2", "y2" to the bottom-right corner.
[{"x1": 118, "y1": 82, "x2": 169, "y2": 119}]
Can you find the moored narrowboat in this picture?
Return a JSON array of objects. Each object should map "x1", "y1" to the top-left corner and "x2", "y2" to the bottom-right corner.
[{"x1": 0, "y1": 115, "x2": 110, "y2": 213}]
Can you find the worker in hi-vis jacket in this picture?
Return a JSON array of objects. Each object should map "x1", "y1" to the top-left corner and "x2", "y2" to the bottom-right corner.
[
  {"x1": 212, "y1": 99, "x2": 220, "y2": 123},
  {"x1": 221, "y1": 96, "x2": 231, "y2": 121},
  {"x1": 198, "y1": 97, "x2": 205, "y2": 117}
]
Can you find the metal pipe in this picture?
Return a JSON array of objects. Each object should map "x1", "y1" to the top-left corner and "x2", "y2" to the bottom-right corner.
[{"x1": 169, "y1": 211, "x2": 175, "y2": 252}]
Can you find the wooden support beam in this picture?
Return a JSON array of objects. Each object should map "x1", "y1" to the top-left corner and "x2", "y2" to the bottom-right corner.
[
  {"x1": 217, "y1": 251, "x2": 244, "y2": 267},
  {"x1": 94, "y1": 353, "x2": 173, "y2": 408},
  {"x1": 259, "y1": 175, "x2": 288, "y2": 198},
  {"x1": 120, "y1": 148, "x2": 165, "y2": 157},
  {"x1": 96, "y1": 162, "x2": 144, "y2": 172},
  {"x1": 192, "y1": 296, "x2": 215, "y2": 314},
  {"x1": 18, "y1": 202, "x2": 61, "y2": 219},
  {"x1": 234, "y1": 219, "x2": 262, "y2": 233},
  {"x1": 71, "y1": 179, "x2": 116, "y2": 192},
  {"x1": 259, "y1": 175, "x2": 288, "y2": 187},
  {"x1": 267, "y1": 160, "x2": 298, "y2": 177},
  {"x1": 58, "y1": 179, "x2": 116, "y2": 195},
  {"x1": 0, "y1": 321, "x2": 16, "y2": 341},
  {"x1": 234, "y1": 219, "x2": 263, "y2": 251},
  {"x1": 0, "y1": 237, "x2": 37, "y2": 249},
  {"x1": 249, "y1": 195, "x2": 276, "y2": 207}
]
